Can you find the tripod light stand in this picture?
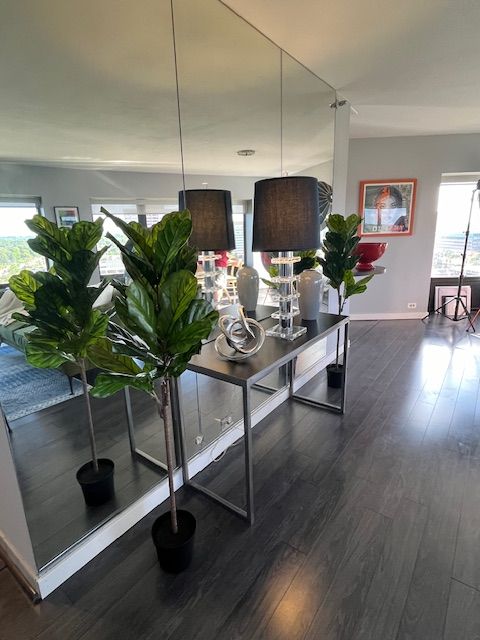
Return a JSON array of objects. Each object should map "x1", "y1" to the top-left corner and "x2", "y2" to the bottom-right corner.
[{"x1": 423, "y1": 179, "x2": 480, "y2": 332}]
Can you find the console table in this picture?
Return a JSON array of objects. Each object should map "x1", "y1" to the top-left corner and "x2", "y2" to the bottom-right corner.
[{"x1": 176, "y1": 309, "x2": 349, "y2": 525}]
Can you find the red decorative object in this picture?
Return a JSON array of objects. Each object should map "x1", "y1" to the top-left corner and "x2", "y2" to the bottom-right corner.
[{"x1": 353, "y1": 242, "x2": 388, "y2": 271}]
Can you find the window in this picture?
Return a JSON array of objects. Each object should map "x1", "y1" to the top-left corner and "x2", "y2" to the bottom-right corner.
[
  {"x1": 0, "y1": 198, "x2": 46, "y2": 284},
  {"x1": 431, "y1": 181, "x2": 480, "y2": 277}
]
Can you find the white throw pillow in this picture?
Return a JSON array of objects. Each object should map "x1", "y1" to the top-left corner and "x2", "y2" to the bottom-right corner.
[{"x1": 93, "y1": 284, "x2": 114, "y2": 309}]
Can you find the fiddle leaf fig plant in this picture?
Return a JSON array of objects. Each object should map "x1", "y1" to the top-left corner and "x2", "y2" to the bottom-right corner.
[
  {"x1": 319, "y1": 213, "x2": 373, "y2": 367},
  {"x1": 8, "y1": 216, "x2": 109, "y2": 474},
  {"x1": 89, "y1": 208, "x2": 218, "y2": 534}
]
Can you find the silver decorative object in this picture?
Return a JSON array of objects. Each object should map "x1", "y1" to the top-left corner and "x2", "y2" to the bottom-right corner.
[{"x1": 215, "y1": 306, "x2": 265, "y2": 361}]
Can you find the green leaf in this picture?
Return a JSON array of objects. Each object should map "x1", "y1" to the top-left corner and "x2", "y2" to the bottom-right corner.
[
  {"x1": 88, "y1": 337, "x2": 143, "y2": 375},
  {"x1": 25, "y1": 342, "x2": 72, "y2": 369},
  {"x1": 152, "y1": 210, "x2": 192, "y2": 279},
  {"x1": 167, "y1": 318, "x2": 215, "y2": 354},
  {"x1": 91, "y1": 372, "x2": 154, "y2": 398},
  {"x1": 326, "y1": 214, "x2": 346, "y2": 235},
  {"x1": 126, "y1": 281, "x2": 156, "y2": 341},
  {"x1": 85, "y1": 309, "x2": 109, "y2": 339},
  {"x1": 28, "y1": 235, "x2": 71, "y2": 266},
  {"x1": 9, "y1": 270, "x2": 42, "y2": 307},
  {"x1": 67, "y1": 219, "x2": 104, "y2": 252},
  {"x1": 158, "y1": 270, "x2": 198, "y2": 335},
  {"x1": 345, "y1": 214, "x2": 362, "y2": 235},
  {"x1": 25, "y1": 215, "x2": 69, "y2": 250},
  {"x1": 343, "y1": 270, "x2": 373, "y2": 299},
  {"x1": 101, "y1": 209, "x2": 155, "y2": 264}
]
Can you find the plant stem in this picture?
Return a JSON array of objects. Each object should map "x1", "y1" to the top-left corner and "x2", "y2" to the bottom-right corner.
[
  {"x1": 79, "y1": 360, "x2": 98, "y2": 473},
  {"x1": 153, "y1": 378, "x2": 178, "y2": 535},
  {"x1": 336, "y1": 290, "x2": 342, "y2": 367}
]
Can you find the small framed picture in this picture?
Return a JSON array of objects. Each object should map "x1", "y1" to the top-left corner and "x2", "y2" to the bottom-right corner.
[
  {"x1": 358, "y1": 179, "x2": 417, "y2": 236},
  {"x1": 54, "y1": 206, "x2": 80, "y2": 229}
]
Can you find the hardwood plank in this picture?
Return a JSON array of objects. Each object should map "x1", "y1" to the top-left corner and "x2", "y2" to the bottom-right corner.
[
  {"x1": 0, "y1": 568, "x2": 71, "y2": 640},
  {"x1": 397, "y1": 445, "x2": 467, "y2": 640},
  {"x1": 453, "y1": 461, "x2": 480, "y2": 590},
  {"x1": 303, "y1": 509, "x2": 389, "y2": 640},
  {"x1": 444, "y1": 579, "x2": 480, "y2": 640},
  {"x1": 355, "y1": 498, "x2": 427, "y2": 640},
  {"x1": 199, "y1": 542, "x2": 304, "y2": 640},
  {"x1": 258, "y1": 483, "x2": 384, "y2": 640}
]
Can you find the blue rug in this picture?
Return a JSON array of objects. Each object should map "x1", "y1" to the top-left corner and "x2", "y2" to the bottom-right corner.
[{"x1": 0, "y1": 344, "x2": 83, "y2": 421}]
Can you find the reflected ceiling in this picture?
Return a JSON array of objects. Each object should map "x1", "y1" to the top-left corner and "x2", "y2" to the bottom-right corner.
[{"x1": 0, "y1": 0, "x2": 335, "y2": 175}]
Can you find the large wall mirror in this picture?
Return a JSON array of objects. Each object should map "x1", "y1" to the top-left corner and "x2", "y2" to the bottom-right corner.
[{"x1": 0, "y1": 0, "x2": 335, "y2": 575}]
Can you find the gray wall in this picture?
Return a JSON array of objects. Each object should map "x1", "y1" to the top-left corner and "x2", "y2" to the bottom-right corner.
[
  {"x1": 347, "y1": 133, "x2": 480, "y2": 318},
  {"x1": 0, "y1": 163, "x2": 264, "y2": 223}
]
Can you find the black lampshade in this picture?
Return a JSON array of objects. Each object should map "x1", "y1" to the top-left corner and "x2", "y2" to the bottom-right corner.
[
  {"x1": 178, "y1": 189, "x2": 235, "y2": 251},
  {"x1": 253, "y1": 176, "x2": 321, "y2": 251}
]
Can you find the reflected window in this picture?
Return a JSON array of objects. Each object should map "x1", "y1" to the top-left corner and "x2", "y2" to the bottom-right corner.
[
  {"x1": 92, "y1": 203, "x2": 138, "y2": 277},
  {"x1": 0, "y1": 198, "x2": 46, "y2": 284},
  {"x1": 232, "y1": 203, "x2": 246, "y2": 264},
  {"x1": 92, "y1": 200, "x2": 178, "y2": 277},
  {"x1": 92, "y1": 199, "x2": 246, "y2": 277}
]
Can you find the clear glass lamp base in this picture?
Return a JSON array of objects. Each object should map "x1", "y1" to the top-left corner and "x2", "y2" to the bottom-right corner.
[{"x1": 266, "y1": 323, "x2": 307, "y2": 341}]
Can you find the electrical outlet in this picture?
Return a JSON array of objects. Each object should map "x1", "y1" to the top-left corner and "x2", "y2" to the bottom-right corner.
[
  {"x1": 408, "y1": 302, "x2": 417, "y2": 309},
  {"x1": 215, "y1": 415, "x2": 233, "y2": 431}
]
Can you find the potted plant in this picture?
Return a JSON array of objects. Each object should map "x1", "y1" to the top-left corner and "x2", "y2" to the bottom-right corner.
[
  {"x1": 88, "y1": 208, "x2": 218, "y2": 573},
  {"x1": 319, "y1": 214, "x2": 373, "y2": 388},
  {"x1": 9, "y1": 216, "x2": 115, "y2": 506}
]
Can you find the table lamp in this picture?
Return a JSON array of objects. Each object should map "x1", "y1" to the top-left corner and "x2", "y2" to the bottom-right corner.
[
  {"x1": 253, "y1": 176, "x2": 320, "y2": 340},
  {"x1": 179, "y1": 189, "x2": 235, "y2": 306}
]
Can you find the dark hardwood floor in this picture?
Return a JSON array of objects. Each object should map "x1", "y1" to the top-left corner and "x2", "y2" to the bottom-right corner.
[{"x1": 2, "y1": 316, "x2": 480, "y2": 639}]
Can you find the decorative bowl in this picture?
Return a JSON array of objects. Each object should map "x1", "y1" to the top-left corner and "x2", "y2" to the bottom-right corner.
[{"x1": 352, "y1": 242, "x2": 388, "y2": 271}]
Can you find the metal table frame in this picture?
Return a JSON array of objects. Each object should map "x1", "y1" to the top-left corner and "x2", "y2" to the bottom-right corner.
[
  {"x1": 176, "y1": 313, "x2": 349, "y2": 525},
  {"x1": 123, "y1": 383, "x2": 182, "y2": 472}
]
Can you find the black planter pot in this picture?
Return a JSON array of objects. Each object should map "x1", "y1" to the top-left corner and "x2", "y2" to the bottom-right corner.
[
  {"x1": 327, "y1": 363, "x2": 344, "y2": 388},
  {"x1": 76, "y1": 458, "x2": 115, "y2": 506},
  {"x1": 152, "y1": 509, "x2": 196, "y2": 573}
]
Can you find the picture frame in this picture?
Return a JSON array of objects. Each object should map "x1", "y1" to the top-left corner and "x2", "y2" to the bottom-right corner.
[
  {"x1": 54, "y1": 206, "x2": 80, "y2": 229},
  {"x1": 358, "y1": 179, "x2": 417, "y2": 237}
]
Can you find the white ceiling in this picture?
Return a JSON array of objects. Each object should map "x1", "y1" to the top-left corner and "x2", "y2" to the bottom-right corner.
[
  {"x1": 2, "y1": 0, "x2": 471, "y2": 174},
  {"x1": 224, "y1": 0, "x2": 480, "y2": 138}
]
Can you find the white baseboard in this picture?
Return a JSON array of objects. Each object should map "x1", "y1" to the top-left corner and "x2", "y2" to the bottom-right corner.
[
  {"x1": 0, "y1": 531, "x2": 40, "y2": 600},
  {"x1": 350, "y1": 312, "x2": 427, "y2": 320},
  {"x1": 35, "y1": 346, "x2": 338, "y2": 599}
]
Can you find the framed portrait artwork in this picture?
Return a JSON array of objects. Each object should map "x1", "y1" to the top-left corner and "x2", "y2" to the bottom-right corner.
[
  {"x1": 54, "y1": 206, "x2": 80, "y2": 229},
  {"x1": 358, "y1": 179, "x2": 417, "y2": 236}
]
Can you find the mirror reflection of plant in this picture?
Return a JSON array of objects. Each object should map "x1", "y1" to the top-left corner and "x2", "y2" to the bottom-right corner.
[
  {"x1": 319, "y1": 214, "x2": 373, "y2": 367},
  {"x1": 8, "y1": 216, "x2": 110, "y2": 473},
  {"x1": 88, "y1": 208, "x2": 218, "y2": 535}
]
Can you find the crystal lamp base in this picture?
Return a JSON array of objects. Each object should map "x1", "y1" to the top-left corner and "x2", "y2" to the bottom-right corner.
[{"x1": 266, "y1": 323, "x2": 307, "y2": 341}]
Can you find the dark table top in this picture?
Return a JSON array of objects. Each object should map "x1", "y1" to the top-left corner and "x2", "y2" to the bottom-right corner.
[{"x1": 189, "y1": 308, "x2": 348, "y2": 387}]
